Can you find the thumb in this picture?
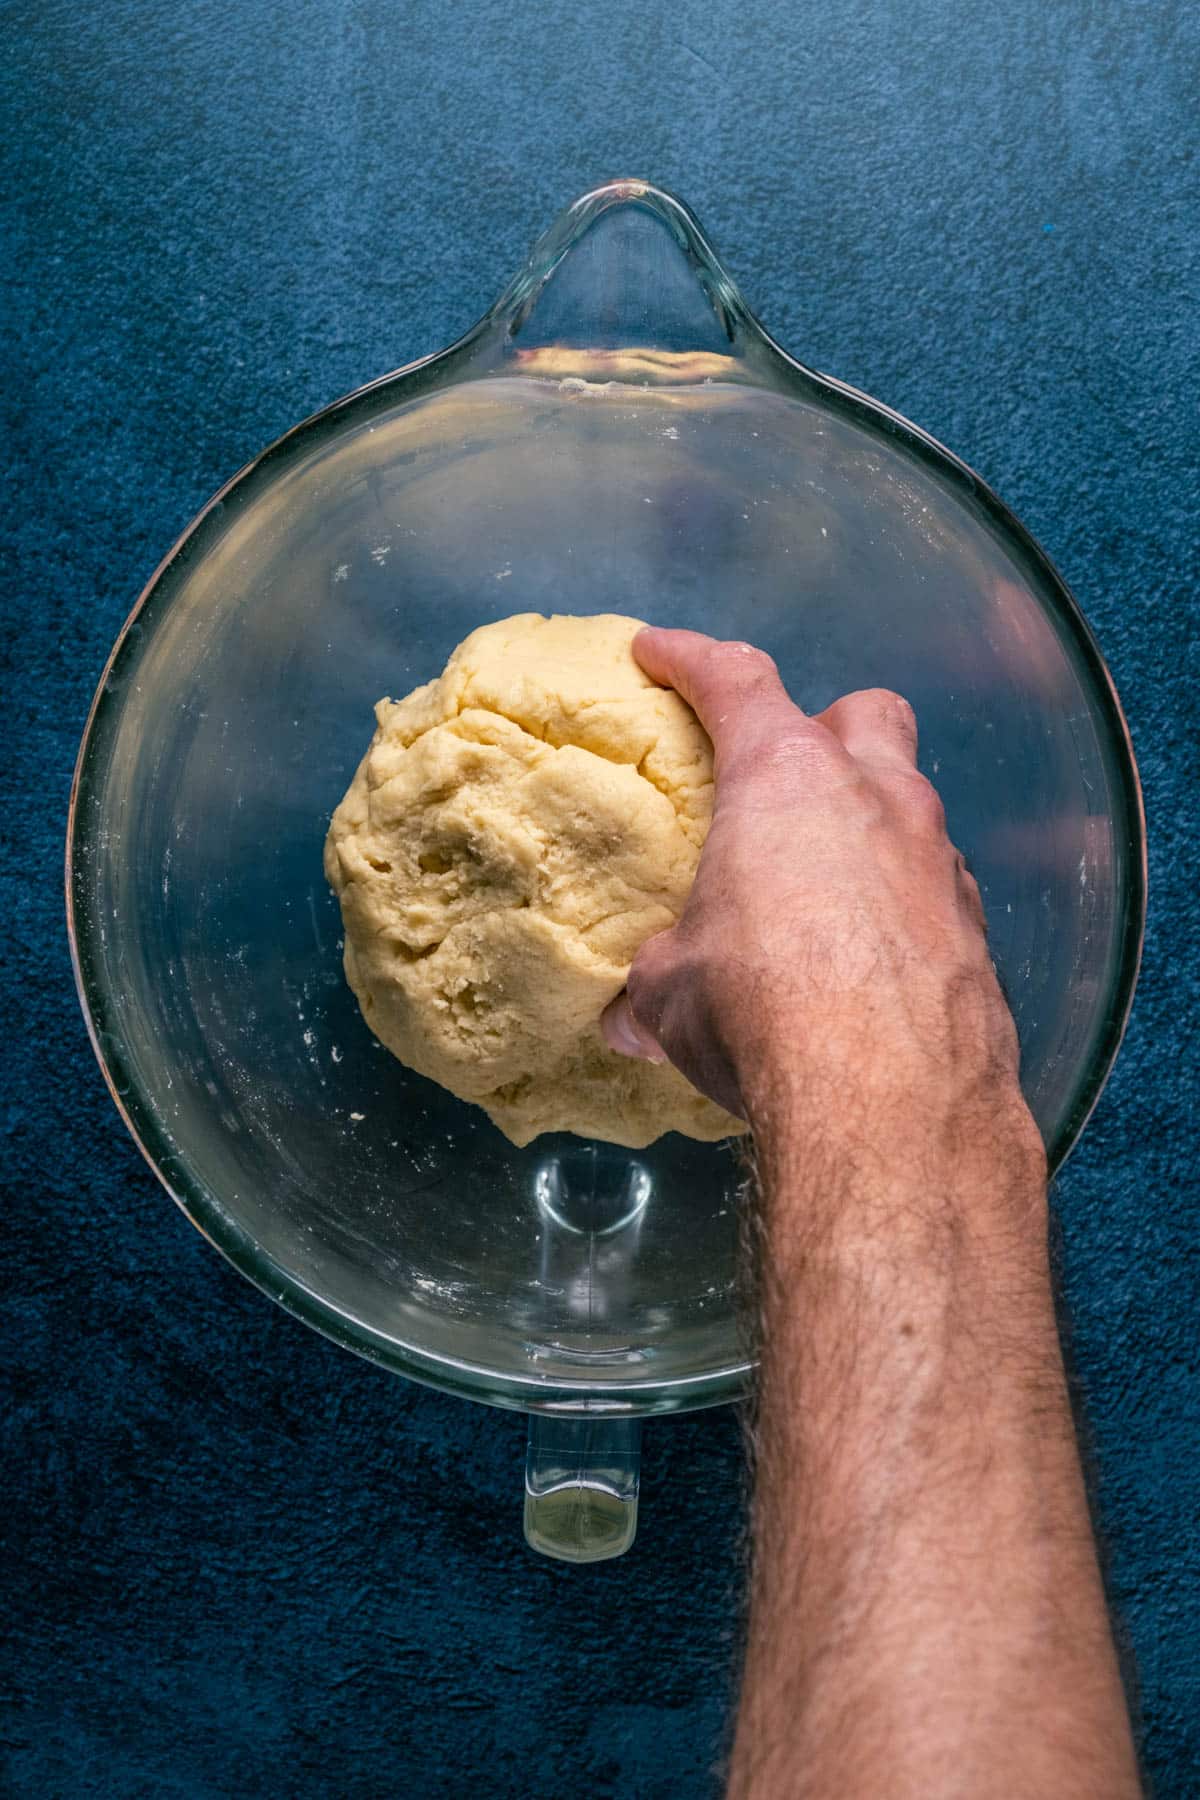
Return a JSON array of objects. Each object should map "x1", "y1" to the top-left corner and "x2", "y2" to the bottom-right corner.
[
  {"x1": 601, "y1": 991, "x2": 668, "y2": 1064},
  {"x1": 633, "y1": 627, "x2": 798, "y2": 752}
]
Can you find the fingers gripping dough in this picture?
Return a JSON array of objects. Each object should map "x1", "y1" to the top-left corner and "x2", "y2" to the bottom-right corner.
[{"x1": 324, "y1": 613, "x2": 746, "y2": 1148}]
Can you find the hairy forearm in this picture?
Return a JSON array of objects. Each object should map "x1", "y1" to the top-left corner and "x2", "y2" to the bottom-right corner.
[
  {"x1": 600, "y1": 631, "x2": 1139, "y2": 1794},
  {"x1": 728, "y1": 1076, "x2": 1140, "y2": 1800}
]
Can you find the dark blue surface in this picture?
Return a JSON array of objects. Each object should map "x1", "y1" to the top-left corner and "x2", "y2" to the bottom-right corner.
[{"x1": 3, "y1": 1, "x2": 1198, "y2": 1793}]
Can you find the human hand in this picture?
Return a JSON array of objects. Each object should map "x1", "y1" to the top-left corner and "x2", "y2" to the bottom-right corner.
[{"x1": 602, "y1": 629, "x2": 1044, "y2": 1195}]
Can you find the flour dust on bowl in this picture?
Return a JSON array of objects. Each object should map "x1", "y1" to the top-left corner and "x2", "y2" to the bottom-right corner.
[{"x1": 67, "y1": 180, "x2": 1145, "y2": 1563}]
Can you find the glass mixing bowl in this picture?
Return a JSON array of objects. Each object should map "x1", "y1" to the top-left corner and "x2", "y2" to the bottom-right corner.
[{"x1": 68, "y1": 180, "x2": 1145, "y2": 1561}]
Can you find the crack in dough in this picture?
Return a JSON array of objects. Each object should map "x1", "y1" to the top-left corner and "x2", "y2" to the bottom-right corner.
[{"x1": 324, "y1": 612, "x2": 746, "y2": 1148}]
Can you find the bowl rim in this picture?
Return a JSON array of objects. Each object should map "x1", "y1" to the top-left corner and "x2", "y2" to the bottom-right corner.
[{"x1": 65, "y1": 180, "x2": 1147, "y2": 1416}]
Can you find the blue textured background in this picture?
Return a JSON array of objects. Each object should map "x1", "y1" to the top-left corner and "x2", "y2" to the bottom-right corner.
[{"x1": 3, "y1": 1, "x2": 1197, "y2": 1793}]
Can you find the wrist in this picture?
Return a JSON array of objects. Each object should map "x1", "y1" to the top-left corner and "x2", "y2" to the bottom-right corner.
[{"x1": 744, "y1": 1045, "x2": 1048, "y2": 1264}]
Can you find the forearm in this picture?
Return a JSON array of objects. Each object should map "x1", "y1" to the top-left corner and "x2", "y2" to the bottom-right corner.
[
  {"x1": 600, "y1": 631, "x2": 1140, "y2": 1795},
  {"x1": 729, "y1": 1078, "x2": 1140, "y2": 1800}
]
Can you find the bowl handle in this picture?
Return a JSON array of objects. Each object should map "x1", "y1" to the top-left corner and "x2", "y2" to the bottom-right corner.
[{"x1": 523, "y1": 1413, "x2": 642, "y2": 1563}]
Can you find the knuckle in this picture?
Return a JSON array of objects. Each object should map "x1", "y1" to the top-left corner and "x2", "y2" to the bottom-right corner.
[
  {"x1": 882, "y1": 691, "x2": 917, "y2": 733},
  {"x1": 866, "y1": 688, "x2": 918, "y2": 745},
  {"x1": 823, "y1": 688, "x2": 918, "y2": 760},
  {"x1": 860, "y1": 685, "x2": 914, "y2": 719},
  {"x1": 715, "y1": 641, "x2": 779, "y2": 689},
  {"x1": 957, "y1": 859, "x2": 988, "y2": 922},
  {"x1": 721, "y1": 638, "x2": 776, "y2": 668},
  {"x1": 895, "y1": 770, "x2": 946, "y2": 834}
]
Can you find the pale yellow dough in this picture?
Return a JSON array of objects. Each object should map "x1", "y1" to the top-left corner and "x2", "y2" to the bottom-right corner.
[{"x1": 323, "y1": 612, "x2": 746, "y2": 1149}]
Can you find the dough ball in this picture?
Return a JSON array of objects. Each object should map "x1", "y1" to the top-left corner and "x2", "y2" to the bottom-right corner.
[{"x1": 324, "y1": 612, "x2": 746, "y2": 1149}]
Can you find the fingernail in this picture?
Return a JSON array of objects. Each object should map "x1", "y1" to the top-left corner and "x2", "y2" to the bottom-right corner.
[{"x1": 603, "y1": 996, "x2": 667, "y2": 1063}]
